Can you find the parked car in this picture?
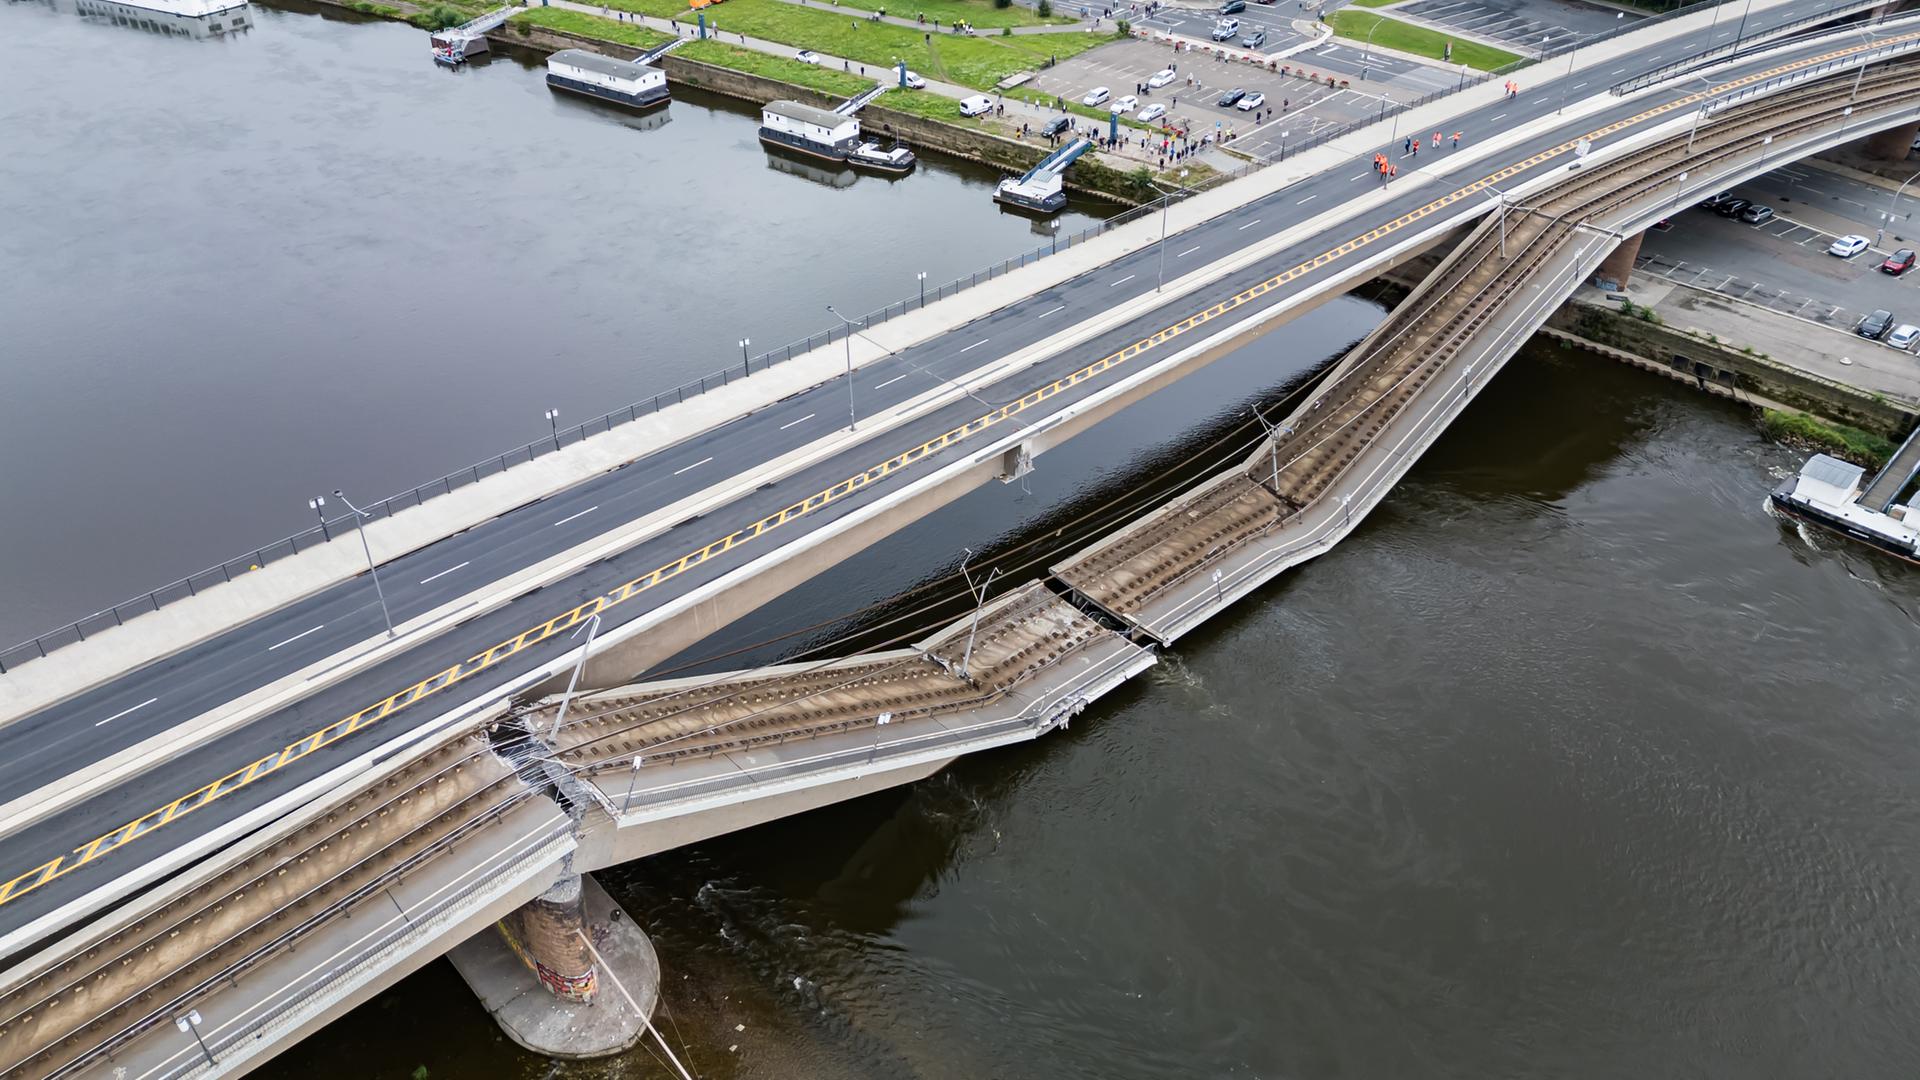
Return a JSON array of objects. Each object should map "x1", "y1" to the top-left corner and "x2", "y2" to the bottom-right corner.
[
  {"x1": 1148, "y1": 68, "x2": 1176, "y2": 88},
  {"x1": 1738, "y1": 204, "x2": 1775, "y2": 224},
  {"x1": 1858, "y1": 309, "x2": 1895, "y2": 339},
  {"x1": 1082, "y1": 86, "x2": 1110, "y2": 106},
  {"x1": 795, "y1": 49, "x2": 820, "y2": 64},
  {"x1": 1700, "y1": 190, "x2": 1733, "y2": 209},
  {"x1": 1219, "y1": 0, "x2": 1245, "y2": 11},
  {"x1": 1237, "y1": 91, "x2": 1265, "y2": 111},
  {"x1": 1242, "y1": 28, "x2": 1266, "y2": 47},
  {"x1": 1212, "y1": 18, "x2": 1238, "y2": 39},
  {"x1": 1888, "y1": 323, "x2": 1920, "y2": 350},
  {"x1": 1714, "y1": 198, "x2": 1751, "y2": 218},
  {"x1": 1138, "y1": 102, "x2": 1168, "y2": 123},
  {"x1": 1882, "y1": 248, "x2": 1916, "y2": 275},
  {"x1": 1114, "y1": 94, "x2": 1139, "y2": 113},
  {"x1": 1040, "y1": 115, "x2": 1070, "y2": 137},
  {"x1": 901, "y1": 70, "x2": 926, "y2": 89},
  {"x1": 960, "y1": 94, "x2": 995, "y2": 117},
  {"x1": 1217, "y1": 86, "x2": 1246, "y2": 106},
  {"x1": 1828, "y1": 234, "x2": 1871, "y2": 258}
]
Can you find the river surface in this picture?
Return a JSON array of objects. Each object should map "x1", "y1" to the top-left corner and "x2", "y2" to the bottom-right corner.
[{"x1": 9, "y1": 3, "x2": 1920, "y2": 1079}]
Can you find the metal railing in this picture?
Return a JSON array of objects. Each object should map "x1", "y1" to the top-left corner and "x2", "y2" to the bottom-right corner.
[
  {"x1": 0, "y1": 172, "x2": 1237, "y2": 675},
  {"x1": 1613, "y1": 1, "x2": 1903, "y2": 94},
  {"x1": 4, "y1": 0, "x2": 1852, "y2": 674}
]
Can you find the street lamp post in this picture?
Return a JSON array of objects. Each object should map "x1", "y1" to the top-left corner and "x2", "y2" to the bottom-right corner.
[
  {"x1": 1669, "y1": 169, "x2": 1689, "y2": 214},
  {"x1": 622, "y1": 753, "x2": 645, "y2": 812},
  {"x1": 1876, "y1": 167, "x2": 1920, "y2": 247},
  {"x1": 1486, "y1": 184, "x2": 1513, "y2": 258},
  {"x1": 308, "y1": 494, "x2": 330, "y2": 539},
  {"x1": 545, "y1": 407, "x2": 561, "y2": 450},
  {"x1": 917, "y1": 271, "x2": 928, "y2": 306},
  {"x1": 825, "y1": 306, "x2": 860, "y2": 431},
  {"x1": 738, "y1": 338, "x2": 751, "y2": 373},
  {"x1": 957, "y1": 550, "x2": 1003, "y2": 684},
  {"x1": 1361, "y1": 16, "x2": 1382, "y2": 81},
  {"x1": 548, "y1": 611, "x2": 602, "y2": 739},
  {"x1": 175, "y1": 1010, "x2": 215, "y2": 1069},
  {"x1": 1157, "y1": 168, "x2": 1190, "y2": 291},
  {"x1": 1557, "y1": 44, "x2": 1577, "y2": 114},
  {"x1": 331, "y1": 490, "x2": 395, "y2": 638},
  {"x1": 868, "y1": 711, "x2": 893, "y2": 764},
  {"x1": 1733, "y1": 0, "x2": 1755, "y2": 42}
]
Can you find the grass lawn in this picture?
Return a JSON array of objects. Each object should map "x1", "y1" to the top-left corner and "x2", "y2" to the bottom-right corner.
[
  {"x1": 509, "y1": 7, "x2": 676, "y2": 47},
  {"x1": 1325, "y1": 10, "x2": 1520, "y2": 71},
  {"x1": 678, "y1": 38, "x2": 877, "y2": 94},
  {"x1": 811, "y1": 0, "x2": 1074, "y2": 30},
  {"x1": 1344, "y1": 0, "x2": 1401, "y2": 7},
  {"x1": 875, "y1": 86, "x2": 998, "y2": 123},
  {"x1": 590, "y1": 0, "x2": 698, "y2": 18},
  {"x1": 680, "y1": 0, "x2": 1111, "y2": 88}
]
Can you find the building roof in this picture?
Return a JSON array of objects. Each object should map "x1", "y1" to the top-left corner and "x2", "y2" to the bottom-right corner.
[
  {"x1": 548, "y1": 49, "x2": 657, "y2": 80},
  {"x1": 764, "y1": 99, "x2": 853, "y2": 128},
  {"x1": 1800, "y1": 453, "x2": 1864, "y2": 492}
]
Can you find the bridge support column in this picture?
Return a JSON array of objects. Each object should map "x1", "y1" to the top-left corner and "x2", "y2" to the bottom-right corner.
[
  {"x1": 495, "y1": 872, "x2": 599, "y2": 1002},
  {"x1": 1591, "y1": 230, "x2": 1644, "y2": 291},
  {"x1": 450, "y1": 872, "x2": 662, "y2": 1058},
  {"x1": 1860, "y1": 120, "x2": 1920, "y2": 162}
]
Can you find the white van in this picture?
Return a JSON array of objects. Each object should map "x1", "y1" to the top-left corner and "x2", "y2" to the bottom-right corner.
[
  {"x1": 1082, "y1": 86, "x2": 1110, "y2": 106},
  {"x1": 960, "y1": 94, "x2": 994, "y2": 117}
]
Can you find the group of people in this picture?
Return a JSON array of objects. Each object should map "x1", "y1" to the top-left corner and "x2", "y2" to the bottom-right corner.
[
  {"x1": 1502, "y1": 79, "x2": 1522, "y2": 98},
  {"x1": 1375, "y1": 129, "x2": 1464, "y2": 178}
]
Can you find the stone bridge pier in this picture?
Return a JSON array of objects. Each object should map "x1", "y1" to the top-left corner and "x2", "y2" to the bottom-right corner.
[{"x1": 1591, "y1": 229, "x2": 1646, "y2": 290}]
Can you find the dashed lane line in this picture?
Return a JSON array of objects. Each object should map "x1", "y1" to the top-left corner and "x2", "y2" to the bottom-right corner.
[
  {"x1": 94, "y1": 699, "x2": 157, "y2": 728},
  {"x1": 7, "y1": 30, "x2": 1909, "y2": 912},
  {"x1": 267, "y1": 625, "x2": 326, "y2": 652},
  {"x1": 420, "y1": 562, "x2": 469, "y2": 585}
]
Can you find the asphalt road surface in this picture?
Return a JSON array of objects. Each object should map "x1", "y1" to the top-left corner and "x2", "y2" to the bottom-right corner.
[{"x1": 0, "y1": 0, "x2": 1895, "y2": 945}]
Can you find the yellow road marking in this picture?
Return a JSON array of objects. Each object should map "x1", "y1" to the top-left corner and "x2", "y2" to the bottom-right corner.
[{"x1": 4, "y1": 30, "x2": 1914, "y2": 912}]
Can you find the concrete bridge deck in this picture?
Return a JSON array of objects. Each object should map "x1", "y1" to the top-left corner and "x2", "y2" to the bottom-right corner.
[
  {"x1": 7, "y1": 11, "x2": 1920, "y2": 1074},
  {"x1": 4, "y1": 0, "x2": 1913, "y2": 960}
]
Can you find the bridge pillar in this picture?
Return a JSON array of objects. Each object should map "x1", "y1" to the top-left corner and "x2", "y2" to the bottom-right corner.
[
  {"x1": 1860, "y1": 120, "x2": 1920, "y2": 162},
  {"x1": 494, "y1": 872, "x2": 598, "y2": 1002},
  {"x1": 1591, "y1": 230, "x2": 1644, "y2": 291}
]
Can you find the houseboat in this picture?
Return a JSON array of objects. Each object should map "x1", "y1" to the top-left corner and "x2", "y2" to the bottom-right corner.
[
  {"x1": 759, "y1": 100, "x2": 861, "y2": 163},
  {"x1": 73, "y1": 0, "x2": 249, "y2": 36},
  {"x1": 545, "y1": 49, "x2": 670, "y2": 110},
  {"x1": 1769, "y1": 453, "x2": 1920, "y2": 564}
]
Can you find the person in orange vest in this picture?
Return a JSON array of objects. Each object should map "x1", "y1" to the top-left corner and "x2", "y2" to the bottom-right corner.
[
  {"x1": 1432, "y1": 131, "x2": 1441, "y2": 149},
  {"x1": 1452, "y1": 130, "x2": 1462, "y2": 147}
]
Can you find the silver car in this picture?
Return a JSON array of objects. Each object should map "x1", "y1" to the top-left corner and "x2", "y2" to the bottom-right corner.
[{"x1": 1888, "y1": 323, "x2": 1920, "y2": 351}]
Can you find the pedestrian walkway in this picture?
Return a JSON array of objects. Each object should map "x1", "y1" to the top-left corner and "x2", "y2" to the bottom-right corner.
[{"x1": 775, "y1": 0, "x2": 1101, "y2": 35}]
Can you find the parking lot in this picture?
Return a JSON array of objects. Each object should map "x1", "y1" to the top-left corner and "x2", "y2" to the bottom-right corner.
[
  {"x1": 1021, "y1": 34, "x2": 1459, "y2": 160},
  {"x1": 1637, "y1": 166, "x2": 1920, "y2": 345},
  {"x1": 1136, "y1": 0, "x2": 1315, "y2": 55},
  {"x1": 1388, "y1": 0, "x2": 1644, "y2": 52}
]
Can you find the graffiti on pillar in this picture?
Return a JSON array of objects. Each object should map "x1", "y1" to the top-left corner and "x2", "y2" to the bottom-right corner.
[{"x1": 495, "y1": 917, "x2": 599, "y2": 1003}]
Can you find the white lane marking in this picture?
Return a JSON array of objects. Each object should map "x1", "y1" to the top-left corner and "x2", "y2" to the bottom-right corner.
[
  {"x1": 1491, "y1": 112, "x2": 1506, "y2": 121},
  {"x1": 419, "y1": 561, "x2": 469, "y2": 585},
  {"x1": 875, "y1": 373, "x2": 909, "y2": 388},
  {"x1": 554, "y1": 504, "x2": 602, "y2": 524},
  {"x1": 96, "y1": 697, "x2": 158, "y2": 727},
  {"x1": 779, "y1": 412, "x2": 817, "y2": 430},
  {"x1": 1349, "y1": 172, "x2": 1367, "y2": 181},
  {"x1": 1238, "y1": 218, "x2": 1262, "y2": 230},
  {"x1": 1611, "y1": 67, "x2": 1626, "y2": 74},
  {"x1": 1110, "y1": 274, "x2": 1136, "y2": 287},
  {"x1": 268, "y1": 624, "x2": 326, "y2": 652},
  {"x1": 959, "y1": 338, "x2": 990, "y2": 353},
  {"x1": 670, "y1": 459, "x2": 711, "y2": 477},
  {"x1": 1177, "y1": 244, "x2": 1202, "y2": 257},
  {"x1": 1570, "y1": 82, "x2": 1586, "y2": 90},
  {"x1": 1297, "y1": 194, "x2": 1318, "y2": 205},
  {"x1": 1037, "y1": 305, "x2": 1066, "y2": 318}
]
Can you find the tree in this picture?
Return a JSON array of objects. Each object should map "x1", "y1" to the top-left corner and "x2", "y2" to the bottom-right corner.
[{"x1": 1037, "y1": 0, "x2": 1052, "y2": 15}]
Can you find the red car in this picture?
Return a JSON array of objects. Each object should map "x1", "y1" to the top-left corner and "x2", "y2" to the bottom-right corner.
[{"x1": 1883, "y1": 248, "x2": 1917, "y2": 275}]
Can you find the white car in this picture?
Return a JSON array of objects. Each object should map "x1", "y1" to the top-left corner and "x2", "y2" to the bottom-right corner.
[
  {"x1": 1889, "y1": 323, "x2": 1920, "y2": 350},
  {"x1": 959, "y1": 94, "x2": 994, "y2": 117},
  {"x1": 1113, "y1": 94, "x2": 1139, "y2": 113},
  {"x1": 1138, "y1": 102, "x2": 1168, "y2": 123},
  {"x1": 1236, "y1": 91, "x2": 1265, "y2": 111},
  {"x1": 1148, "y1": 68, "x2": 1176, "y2": 88},
  {"x1": 795, "y1": 49, "x2": 820, "y2": 64},
  {"x1": 1829, "y1": 234, "x2": 1870, "y2": 258},
  {"x1": 902, "y1": 70, "x2": 927, "y2": 89},
  {"x1": 1083, "y1": 86, "x2": 1111, "y2": 106}
]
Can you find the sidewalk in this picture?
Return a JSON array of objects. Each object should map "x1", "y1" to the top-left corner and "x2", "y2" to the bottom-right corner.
[{"x1": 774, "y1": 0, "x2": 1103, "y2": 35}]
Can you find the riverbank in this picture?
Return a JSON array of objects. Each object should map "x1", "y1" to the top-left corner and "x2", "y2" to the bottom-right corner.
[{"x1": 488, "y1": 10, "x2": 1173, "y2": 203}]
